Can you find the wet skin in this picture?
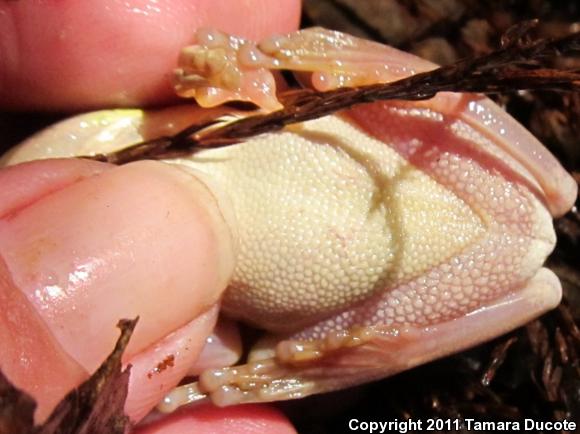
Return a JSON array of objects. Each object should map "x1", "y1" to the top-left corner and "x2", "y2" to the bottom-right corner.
[{"x1": 2, "y1": 27, "x2": 576, "y2": 418}]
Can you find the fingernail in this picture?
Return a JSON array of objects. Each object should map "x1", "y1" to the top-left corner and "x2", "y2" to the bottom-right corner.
[
  {"x1": 0, "y1": 158, "x2": 111, "y2": 217},
  {"x1": 0, "y1": 160, "x2": 237, "y2": 373},
  {"x1": 0, "y1": 251, "x2": 88, "y2": 423}
]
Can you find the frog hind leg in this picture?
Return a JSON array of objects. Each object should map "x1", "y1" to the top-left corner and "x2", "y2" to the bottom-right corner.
[
  {"x1": 258, "y1": 27, "x2": 437, "y2": 91},
  {"x1": 158, "y1": 267, "x2": 560, "y2": 411},
  {"x1": 174, "y1": 27, "x2": 437, "y2": 110}
]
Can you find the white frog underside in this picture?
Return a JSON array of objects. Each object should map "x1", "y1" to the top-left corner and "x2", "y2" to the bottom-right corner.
[
  {"x1": 2, "y1": 25, "x2": 570, "y2": 413},
  {"x1": 160, "y1": 105, "x2": 560, "y2": 409},
  {"x1": 173, "y1": 108, "x2": 555, "y2": 338}
]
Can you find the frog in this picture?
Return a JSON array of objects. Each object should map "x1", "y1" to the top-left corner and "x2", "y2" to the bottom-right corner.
[{"x1": 2, "y1": 27, "x2": 577, "y2": 414}]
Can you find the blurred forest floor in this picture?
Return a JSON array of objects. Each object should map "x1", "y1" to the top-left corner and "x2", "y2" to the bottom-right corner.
[{"x1": 279, "y1": 1, "x2": 580, "y2": 433}]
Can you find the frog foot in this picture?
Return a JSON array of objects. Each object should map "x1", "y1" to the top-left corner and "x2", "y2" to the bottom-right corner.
[
  {"x1": 174, "y1": 28, "x2": 281, "y2": 110},
  {"x1": 158, "y1": 326, "x2": 389, "y2": 411},
  {"x1": 158, "y1": 267, "x2": 560, "y2": 412},
  {"x1": 174, "y1": 27, "x2": 432, "y2": 111},
  {"x1": 257, "y1": 27, "x2": 433, "y2": 91}
]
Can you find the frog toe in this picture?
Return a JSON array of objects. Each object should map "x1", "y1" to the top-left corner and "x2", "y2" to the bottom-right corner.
[{"x1": 158, "y1": 267, "x2": 560, "y2": 413}]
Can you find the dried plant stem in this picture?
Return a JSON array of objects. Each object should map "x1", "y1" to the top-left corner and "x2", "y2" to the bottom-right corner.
[{"x1": 90, "y1": 22, "x2": 580, "y2": 164}]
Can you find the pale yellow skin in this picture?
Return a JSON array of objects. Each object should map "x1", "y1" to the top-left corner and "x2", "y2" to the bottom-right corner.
[{"x1": 3, "y1": 28, "x2": 577, "y2": 411}]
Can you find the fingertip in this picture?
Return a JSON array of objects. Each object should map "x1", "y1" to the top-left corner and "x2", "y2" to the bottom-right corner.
[
  {"x1": 0, "y1": 160, "x2": 236, "y2": 372},
  {"x1": 0, "y1": 160, "x2": 237, "y2": 421},
  {"x1": 126, "y1": 307, "x2": 219, "y2": 423},
  {"x1": 135, "y1": 404, "x2": 297, "y2": 434},
  {"x1": 0, "y1": 0, "x2": 301, "y2": 110},
  {"x1": 0, "y1": 158, "x2": 112, "y2": 217},
  {"x1": 0, "y1": 159, "x2": 110, "y2": 422},
  {"x1": 201, "y1": 0, "x2": 301, "y2": 41}
]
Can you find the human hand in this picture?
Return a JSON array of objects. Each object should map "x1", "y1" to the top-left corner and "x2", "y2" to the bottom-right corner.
[{"x1": 0, "y1": 1, "x2": 300, "y2": 432}]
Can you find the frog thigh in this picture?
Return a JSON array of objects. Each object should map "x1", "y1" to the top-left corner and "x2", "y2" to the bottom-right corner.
[{"x1": 159, "y1": 267, "x2": 560, "y2": 409}]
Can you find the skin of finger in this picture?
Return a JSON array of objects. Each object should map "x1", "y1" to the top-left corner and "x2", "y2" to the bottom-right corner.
[
  {"x1": 0, "y1": 158, "x2": 112, "y2": 217},
  {"x1": 0, "y1": 159, "x2": 235, "y2": 422},
  {"x1": 0, "y1": 250, "x2": 88, "y2": 423},
  {"x1": 126, "y1": 306, "x2": 219, "y2": 422},
  {"x1": 134, "y1": 404, "x2": 297, "y2": 434},
  {"x1": 0, "y1": 0, "x2": 301, "y2": 110},
  {"x1": 0, "y1": 159, "x2": 113, "y2": 421},
  {"x1": 0, "y1": 160, "x2": 235, "y2": 373}
]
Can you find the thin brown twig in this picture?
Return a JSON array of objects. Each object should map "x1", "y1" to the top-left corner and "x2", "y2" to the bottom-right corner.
[{"x1": 88, "y1": 22, "x2": 580, "y2": 165}]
